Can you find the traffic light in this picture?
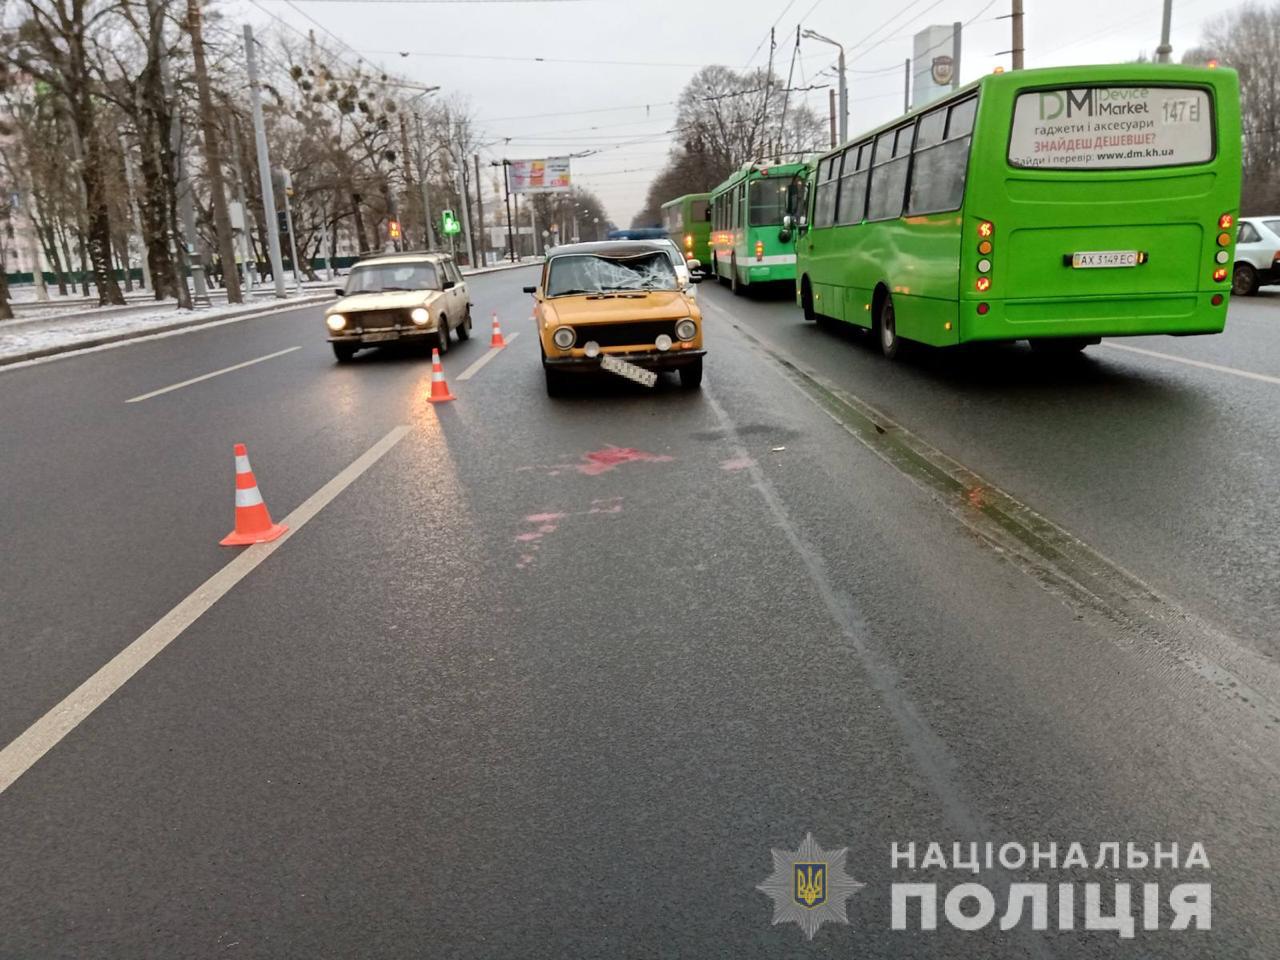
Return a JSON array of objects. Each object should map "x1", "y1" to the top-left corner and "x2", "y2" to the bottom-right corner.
[
  {"x1": 388, "y1": 219, "x2": 401, "y2": 241},
  {"x1": 277, "y1": 209, "x2": 289, "y2": 237},
  {"x1": 440, "y1": 209, "x2": 461, "y2": 237}
]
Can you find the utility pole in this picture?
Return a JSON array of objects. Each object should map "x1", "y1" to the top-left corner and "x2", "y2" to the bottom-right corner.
[
  {"x1": 904, "y1": 59, "x2": 911, "y2": 112},
  {"x1": 227, "y1": 114, "x2": 253, "y2": 294},
  {"x1": 828, "y1": 88, "x2": 837, "y2": 148},
  {"x1": 1011, "y1": 0, "x2": 1025, "y2": 70},
  {"x1": 187, "y1": 0, "x2": 241, "y2": 302},
  {"x1": 802, "y1": 28, "x2": 847, "y2": 142},
  {"x1": 452, "y1": 121, "x2": 476, "y2": 266},
  {"x1": 160, "y1": 53, "x2": 209, "y2": 306},
  {"x1": 498, "y1": 159, "x2": 515, "y2": 261},
  {"x1": 243, "y1": 24, "x2": 286, "y2": 298},
  {"x1": 399, "y1": 114, "x2": 421, "y2": 246},
  {"x1": 275, "y1": 168, "x2": 303, "y2": 292},
  {"x1": 473, "y1": 154, "x2": 486, "y2": 266},
  {"x1": 1156, "y1": 0, "x2": 1173, "y2": 62},
  {"x1": 414, "y1": 112, "x2": 435, "y2": 249},
  {"x1": 951, "y1": 21, "x2": 962, "y2": 89},
  {"x1": 117, "y1": 133, "x2": 150, "y2": 293}
]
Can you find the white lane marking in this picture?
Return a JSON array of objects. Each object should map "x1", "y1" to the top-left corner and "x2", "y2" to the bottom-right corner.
[
  {"x1": 1101, "y1": 342, "x2": 1280, "y2": 386},
  {"x1": 125, "y1": 346, "x2": 301, "y2": 403},
  {"x1": 0, "y1": 299, "x2": 327, "y2": 375},
  {"x1": 0, "y1": 424, "x2": 412, "y2": 797},
  {"x1": 457, "y1": 331, "x2": 520, "y2": 381}
]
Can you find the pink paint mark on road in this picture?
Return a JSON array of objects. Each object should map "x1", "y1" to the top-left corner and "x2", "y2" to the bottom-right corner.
[
  {"x1": 513, "y1": 498, "x2": 625, "y2": 570},
  {"x1": 576, "y1": 446, "x2": 674, "y2": 476},
  {"x1": 720, "y1": 455, "x2": 755, "y2": 472},
  {"x1": 525, "y1": 512, "x2": 566, "y2": 523}
]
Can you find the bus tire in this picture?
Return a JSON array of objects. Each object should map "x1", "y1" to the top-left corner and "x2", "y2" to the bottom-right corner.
[
  {"x1": 730, "y1": 256, "x2": 740, "y2": 295},
  {"x1": 716, "y1": 257, "x2": 728, "y2": 287},
  {"x1": 1233, "y1": 262, "x2": 1259, "y2": 296},
  {"x1": 801, "y1": 277, "x2": 818, "y2": 322},
  {"x1": 876, "y1": 293, "x2": 901, "y2": 360}
]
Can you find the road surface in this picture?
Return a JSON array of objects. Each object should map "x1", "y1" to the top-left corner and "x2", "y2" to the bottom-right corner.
[{"x1": 0, "y1": 267, "x2": 1276, "y2": 958}]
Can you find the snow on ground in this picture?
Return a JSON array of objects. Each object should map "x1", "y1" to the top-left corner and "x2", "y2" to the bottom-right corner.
[{"x1": 0, "y1": 297, "x2": 324, "y2": 362}]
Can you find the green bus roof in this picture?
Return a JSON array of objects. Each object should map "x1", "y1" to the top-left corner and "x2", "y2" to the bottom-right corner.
[
  {"x1": 709, "y1": 158, "x2": 813, "y2": 198},
  {"x1": 660, "y1": 193, "x2": 710, "y2": 210}
]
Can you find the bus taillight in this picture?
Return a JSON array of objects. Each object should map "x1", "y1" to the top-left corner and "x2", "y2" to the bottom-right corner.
[
  {"x1": 977, "y1": 302, "x2": 990, "y2": 315},
  {"x1": 1218, "y1": 213, "x2": 1234, "y2": 229},
  {"x1": 684, "y1": 234, "x2": 693, "y2": 248},
  {"x1": 978, "y1": 240, "x2": 993, "y2": 255},
  {"x1": 978, "y1": 220, "x2": 994, "y2": 239},
  {"x1": 976, "y1": 277, "x2": 991, "y2": 292},
  {"x1": 1212, "y1": 267, "x2": 1228, "y2": 282},
  {"x1": 755, "y1": 240, "x2": 764, "y2": 261}
]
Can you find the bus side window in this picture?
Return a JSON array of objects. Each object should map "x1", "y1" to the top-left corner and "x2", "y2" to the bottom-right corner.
[
  {"x1": 908, "y1": 97, "x2": 977, "y2": 216},
  {"x1": 813, "y1": 154, "x2": 842, "y2": 228},
  {"x1": 867, "y1": 124, "x2": 913, "y2": 221},
  {"x1": 837, "y1": 142, "x2": 871, "y2": 225}
]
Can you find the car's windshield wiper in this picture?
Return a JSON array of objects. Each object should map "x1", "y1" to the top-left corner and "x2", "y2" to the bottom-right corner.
[{"x1": 553, "y1": 288, "x2": 594, "y2": 296}]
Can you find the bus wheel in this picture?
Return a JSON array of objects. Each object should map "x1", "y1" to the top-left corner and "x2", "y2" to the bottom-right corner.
[
  {"x1": 716, "y1": 258, "x2": 728, "y2": 287},
  {"x1": 1233, "y1": 262, "x2": 1259, "y2": 296},
  {"x1": 801, "y1": 278, "x2": 817, "y2": 322},
  {"x1": 876, "y1": 294, "x2": 901, "y2": 360},
  {"x1": 730, "y1": 256, "x2": 740, "y2": 295}
]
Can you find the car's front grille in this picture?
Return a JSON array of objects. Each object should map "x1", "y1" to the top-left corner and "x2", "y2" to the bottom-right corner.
[
  {"x1": 577, "y1": 320, "x2": 678, "y2": 348},
  {"x1": 352, "y1": 310, "x2": 405, "y2": 331}
]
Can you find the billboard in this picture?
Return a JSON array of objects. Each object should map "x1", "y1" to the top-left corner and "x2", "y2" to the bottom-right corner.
[
  {"x1": 509, "y1": 157, "x2": 571, "y2": 194},
  {"x1": 912, "y1": 25, "x2": 959, "y2": 109}
]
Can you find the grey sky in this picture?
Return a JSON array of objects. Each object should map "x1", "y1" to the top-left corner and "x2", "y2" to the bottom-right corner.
[{"x1": 233, "y1": 0, "x2": 1253, "y2": 225}]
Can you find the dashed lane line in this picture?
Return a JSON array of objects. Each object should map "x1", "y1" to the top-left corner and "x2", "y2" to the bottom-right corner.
[
  {"x1": 124, "y1": 346, "x2": 301, "y2": 402},
  {"x1": 457, "y1": 331, "x2": 521, "y2": 381}
]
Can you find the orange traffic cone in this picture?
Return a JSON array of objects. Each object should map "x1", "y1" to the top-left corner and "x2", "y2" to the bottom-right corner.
[
  {"x1": 427, "y1": 347, "x2": 456, "y2": 403},
  {"x1": 490, "y1": 311, "x2": 507, "y2": 348},
  {"x1": 220, "y1": 443, "x2": 287, "y2": 546}
]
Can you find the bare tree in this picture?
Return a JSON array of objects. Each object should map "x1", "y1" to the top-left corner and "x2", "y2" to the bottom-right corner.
[{"x1": 4, "y1": 0, "x2": 126, "y2": 304}]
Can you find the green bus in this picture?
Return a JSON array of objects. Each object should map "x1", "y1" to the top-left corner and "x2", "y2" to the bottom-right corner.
[
  {"x1": 795, "y1": 64, "x2": 1242, "y2": 357},
  {"x1": 661, "y1": 193, "x2": 712, "y2": 272},
  {"x1": 709, "y1": 160, "x2": 810, "y2": 292}
]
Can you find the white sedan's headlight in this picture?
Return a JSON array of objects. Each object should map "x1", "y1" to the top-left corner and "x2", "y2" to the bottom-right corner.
[
  {"x1": 411, "y1": 307, "x2": 430, "y2": 326},
  {"x1": 326, "y1": 313, "x2": 346, "y2": 331},
  {"x1": 552, "y1": 326, "x2": 576, "y2": 349},
  {"x1": 675, "y1": 318, "x2": 697, "y2": 341}
]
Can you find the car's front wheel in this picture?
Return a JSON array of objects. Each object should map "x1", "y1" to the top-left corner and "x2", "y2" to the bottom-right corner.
[
  {"x1": 435, "y1": 316, "x2": 450, "y2": 354},
  {"x1": 332, "y1": 342, "x2": 357, "y2": 363},
  {"x1": 457, "y1": 306, "x2": 472, "y2": 340},
  {"x1": 679, "y1": 358, "x2": 703, "y2": 390},
  {"x1": 1233, "y1": 262, "x2": 1259, "y2": 296}
]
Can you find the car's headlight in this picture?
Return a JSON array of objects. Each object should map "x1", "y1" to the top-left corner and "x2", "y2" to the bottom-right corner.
[
  {"x1": 326, "y1": 313, "x2": 346, "y2": 331},
  {"x1": 411, "y1": 307, "x2": 430, "y2": 326},
  {"x1": 675, "y1": 318, "x2": 697, "y2": 341},
  {"x1": 552, "y1": 326, "x2": 576, "y2": 349}
]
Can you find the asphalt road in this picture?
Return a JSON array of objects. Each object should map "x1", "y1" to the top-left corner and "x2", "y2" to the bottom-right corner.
[{"x1": 0, "y1": 267, "x2": 1276, "y2": 958}]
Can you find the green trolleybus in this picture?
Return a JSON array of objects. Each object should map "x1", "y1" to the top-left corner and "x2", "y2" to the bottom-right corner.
[
  {"x1": 795, "y1": 64, "x2": 1242, "y2": 357},
  {"x1": 709, "y1": 160, "x2": 810, "y2": 292},
  {"x1": 661, "y1": 193, "x2": 712, "y2": 272}
]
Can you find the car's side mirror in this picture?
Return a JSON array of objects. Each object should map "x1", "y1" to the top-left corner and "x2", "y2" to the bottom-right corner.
[
  {"x1": 442, "y1": 279, "x2": 456, "y2": 290},
  {"x1": 522, "y1": 285, "x2": 537, "y2": 294},
  {"x1": 334, "y1": 287, "x2": 345, "y2": 297},
  {"x1": 686, "y1": 258, "x2": 702, "y2": 272},
  {"x1": 782, "y1": 214, "x2": 794, "y2": 231}
]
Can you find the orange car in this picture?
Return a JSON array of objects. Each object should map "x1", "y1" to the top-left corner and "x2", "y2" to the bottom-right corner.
[{"x1": 524, "y1": 241, "x2": 705, "y2": 397}]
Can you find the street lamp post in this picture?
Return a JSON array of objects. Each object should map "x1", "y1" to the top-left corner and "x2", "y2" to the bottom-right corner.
[{"x1": 803, "y1": 28, "x2": 847, "y2": 142}]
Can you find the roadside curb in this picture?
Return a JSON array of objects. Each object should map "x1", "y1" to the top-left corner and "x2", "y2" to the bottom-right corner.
[{"x1": 0, "y1": 295, "x2": 330, "y2": 369}]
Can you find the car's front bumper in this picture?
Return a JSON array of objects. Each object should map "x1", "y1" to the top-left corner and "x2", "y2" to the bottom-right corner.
[
  {"x1": 327, "y1": 326, "x2": 438, "y2": 345},
  {"x1": 543, "y1": 348, "x2": 705, "y2": 373}
]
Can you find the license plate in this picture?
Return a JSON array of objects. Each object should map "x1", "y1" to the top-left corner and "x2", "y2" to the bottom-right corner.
[
  {"x1": 361, "y1": 331, "x2": 398, "y2": 342},
  {"x1": 600, "y1": 353, "x2": 658, "y2": 387},
  {"x1": 1071, "y1": 250, "x2": 1139, "y2": 269}
]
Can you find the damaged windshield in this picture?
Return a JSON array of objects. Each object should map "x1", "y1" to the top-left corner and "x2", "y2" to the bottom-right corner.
[{"x1": 546, "y1": 252, "x2": 677, "y2": 297}]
